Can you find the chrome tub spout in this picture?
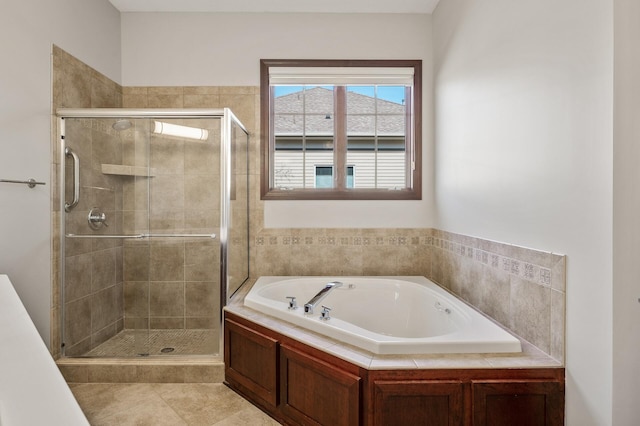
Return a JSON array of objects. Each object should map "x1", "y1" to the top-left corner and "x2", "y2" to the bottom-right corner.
[{"x1": 303, "y1": 281, "x2": 343, "y2": 314}]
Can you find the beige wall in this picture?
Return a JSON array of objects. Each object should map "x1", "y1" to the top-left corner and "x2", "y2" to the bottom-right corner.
[
  {"x1": 613, "y1": 0, "x2": 640, "y2": 423},
  {"x1": 0, "y1": 0, "x2": 120, "y2": 348},
  {"x1": 118, "y1": 8, "x2": 564, "y2": 371},
  {"x1": 433, "y1": 0, "x2": 613, "y2": 424},
  {"x1": 120, "y1": 12, "x2": 435, "y2": 229}
]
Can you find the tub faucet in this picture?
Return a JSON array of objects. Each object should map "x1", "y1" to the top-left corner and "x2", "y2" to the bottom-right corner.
[{"x1": 304, "y1": 281, "x2": 343, "y2": 314}]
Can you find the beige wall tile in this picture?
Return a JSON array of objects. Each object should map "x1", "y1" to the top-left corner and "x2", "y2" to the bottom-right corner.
[
  {"x1": 124, "y1": 244, "x2": 150, "y2": 281},
  {"x1": 65, "y1": 297, "x2": 92, "y2": 344},
  {"x1": 184, "y1": 87, "x2": 220, "y2": 95},
  {"x1": 151, "y1": 136, "x2": 184, "y2": 173},
  {"x1": 184, "y1": 174, "x2": 218, "y2": 210},
  {"x1": 149, "y1": 281, "x2": 185, "y2": 316},
  {"x1": 184, "y1": 209, "x2": 219, "y2": 230},
  {"x1": 510, "y1": 277, "x2": 551, "y2": 354},
  {"x1": 87, "y1": 365, "x2": 138, "y2": 383},
  {"x1": 149, "y1": 243, "x2": 185, "y2": 281},
  {"x1": 185, "y1": 282, "x2": 217, "y2": 317},
  {"x1": 58, "y1": 364, "x2": 89, "y2": 383},
  {"x1": 92, "y1": 323, "x2": 118, "y2": 348},
  {"x1": 148, "y1": 86, "x2": 183, "y2": 95},
  {"x1": 148, "y1": 94, "x2": 183, "y2": 108},
  {"x1": 183, "y1": 365, "x2": 225, "y2": 383},
  {"x1": 65, "y1": 254, "x2": 92, "y2": 302},
  {"x1": 185, "y1": 317, "x2": 217, "y2": 329},
  {"x1": 124, "y1": 281, "x2": 149, "y2": 317},
  {"x1": 184, "y1": 141, "x2": 218, "y2": 174},
  {"x1": 91, "y1": 286, "x2": 119, "y2": 332},
  {"x1": 150, "y1": 317, "x2": 185, "y2": 329},
  {"x1": 136, "y1": 365, "x2": 185, "y2": 383},
  {"x1": 150, "y1": 175, "x2": 184, "y2": 212},
  {"x1": 91, "y1": 249, "x2": 117, "y2": 292},
  {"x1": 183, "y1": 94, "x2": 220, "y2": 108},
  {"x1": 551, "y1": 289, "x2": 565, "y2": 362}
]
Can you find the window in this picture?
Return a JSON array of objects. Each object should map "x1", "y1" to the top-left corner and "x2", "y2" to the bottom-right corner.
[
  {"x1": 261, "y1": 59, "x2": 422, "y2": 200},
  {"x1": 315, "y1": 166, "x2": 354, "y2": 188}
]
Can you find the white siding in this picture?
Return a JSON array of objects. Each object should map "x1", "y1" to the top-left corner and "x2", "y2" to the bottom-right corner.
[
  {"x1": 347, "y1": 151, "x2": 406, "y2": 188},
  {"x1": 274, "y1": 151, "x2": 405, "y2": 189}
]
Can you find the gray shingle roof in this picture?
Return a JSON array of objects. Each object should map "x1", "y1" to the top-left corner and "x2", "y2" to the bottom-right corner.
[{"x1": 274, "y1": 87, "x2": 405, "y2": 136}]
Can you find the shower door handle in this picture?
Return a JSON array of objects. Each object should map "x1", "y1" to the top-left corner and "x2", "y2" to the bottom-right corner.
[{"x1": 64, "y1": 147, "x2": 80, "y2": 212}]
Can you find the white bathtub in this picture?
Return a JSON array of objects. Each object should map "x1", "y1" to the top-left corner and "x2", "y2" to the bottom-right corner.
[
  {"x1": 0, "y1": 275, "x2": 89, "y2": 426},
  {"x1": 245, "y1": 276, "x2": 522, "y2": 355}
]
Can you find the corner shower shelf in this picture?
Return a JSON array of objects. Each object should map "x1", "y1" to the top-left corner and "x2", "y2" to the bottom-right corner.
[{"x1": 101, "y1": 164, "x2": 156, "y2": 177}]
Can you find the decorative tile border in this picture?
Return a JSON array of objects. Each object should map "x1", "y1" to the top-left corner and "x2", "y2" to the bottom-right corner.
[
  {"x1": 254, "y1": 232, "x2": 558, "y2": 288},
  {"x1": 431, "y1": 237, "x2": 553, "y2": 287},
  {"x1": 254, "y1": 234, "x2": 432, "y2": 247}
]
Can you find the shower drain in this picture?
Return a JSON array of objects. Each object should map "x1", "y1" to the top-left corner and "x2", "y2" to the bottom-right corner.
[{"x1": 160, "y1": 347, "x2": 175, "y2": 353}]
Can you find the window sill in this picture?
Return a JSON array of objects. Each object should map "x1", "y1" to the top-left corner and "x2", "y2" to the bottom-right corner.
[{"x1": 261, "y1": 188, "x2": 422, "y2": 201}]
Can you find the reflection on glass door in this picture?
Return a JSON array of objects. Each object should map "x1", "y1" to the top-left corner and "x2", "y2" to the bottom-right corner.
[
  {"x1": 227, "y1": 119, "x2": 250, "y2": 297},
  {"x1": 59, "y1": 109, "x2": 249, "y2": 358},
  {"x1": 62, "y1": 116, "x2": 151, "y2": 357}
]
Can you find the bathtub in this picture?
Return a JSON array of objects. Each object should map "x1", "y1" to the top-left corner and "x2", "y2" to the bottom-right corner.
[
  {"x1": 0, "y1": 275, "x2": 89, "y2": 425},
  {"x1": 244, "y1": 276, "x2": 522, "y2": 355}
]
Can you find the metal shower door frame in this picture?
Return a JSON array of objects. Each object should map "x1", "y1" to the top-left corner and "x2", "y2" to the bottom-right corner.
[{"x1": 56, "y1": 108, "x2": 248, "y2": 357}]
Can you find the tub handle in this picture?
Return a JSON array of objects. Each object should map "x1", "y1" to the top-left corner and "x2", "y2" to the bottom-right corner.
[
  {"x1": 435, "y1": 301, "x2": 451, "y2": 314},
  {"x1": 286, "y1": 296, "x2": 298, "y2": 310},
  {"x1": 320, "y1": 305, "x2": 332, "y2": 320}
]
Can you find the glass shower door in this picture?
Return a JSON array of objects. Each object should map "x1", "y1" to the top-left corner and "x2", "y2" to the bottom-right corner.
[
  {"x1": 227, "y1": 117, "x2": 250, "y2": 297},
  {"x1": 59, "y1": 109, "x2": 247, "y2": 359},
  {"x1": 61, "y1": 116, "x2": 151, "y2": 357},
  {"x1": 145, "y1": 117, "x2": 221, "y2": 356}
]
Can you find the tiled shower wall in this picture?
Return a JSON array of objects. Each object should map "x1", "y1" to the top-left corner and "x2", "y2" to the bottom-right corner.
[
  {"x1": 116, "y1": 114, "x2": 222, "y2": 331},
  {"x1": 51, "y1": 46, "x2": 124, "y2": 357},
  {"x1": 51, "y1": 48, "x2": 565, "y2": 362},
  {"x1": 120, "y1": 88, "x2": 248, "y2": 331}
]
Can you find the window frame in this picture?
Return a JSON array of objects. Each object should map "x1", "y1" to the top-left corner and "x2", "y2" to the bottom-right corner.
[{"x1": 260, "y1": 59, "x2": 422, "y2": 200}]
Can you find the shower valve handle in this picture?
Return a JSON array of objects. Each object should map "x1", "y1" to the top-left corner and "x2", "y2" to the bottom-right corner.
[{"x1": 88, "y1": 208, "x2": 109, "y2": 230}]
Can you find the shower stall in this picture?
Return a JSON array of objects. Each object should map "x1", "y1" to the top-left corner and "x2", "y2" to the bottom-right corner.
[{"x1": 57, "y1": 108, "x2": 249, "y2": 358}]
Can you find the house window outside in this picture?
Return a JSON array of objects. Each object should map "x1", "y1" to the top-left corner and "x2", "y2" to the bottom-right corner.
[
  {"x1": 315, "y1": 165, "x2": 355, "y2": 188},
  {"x1": 261, "y1": 59, "x2": 422, "y2": 200}
]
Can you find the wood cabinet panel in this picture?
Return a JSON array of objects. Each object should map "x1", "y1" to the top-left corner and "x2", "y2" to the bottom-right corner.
[
  {"x1": 281, "y1": 344, "x2": 361, "y2": 426},
  {"x1": 224, "y1": 312, "x2": 565, "y2": 426},
  {"x1": 224, "y1": 318, "x2": 278, "y2": 407},
  {"x1": 373, "y1": 380, "x2": 464, "y2": 426},
  {"x1": 472, "y1": 380, "x2": 564, "y2": 426}
]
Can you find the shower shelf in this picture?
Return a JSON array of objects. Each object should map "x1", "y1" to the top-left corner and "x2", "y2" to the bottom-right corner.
[{"x1": 101, "y1": 164, "x2": 156, "y2": 177}]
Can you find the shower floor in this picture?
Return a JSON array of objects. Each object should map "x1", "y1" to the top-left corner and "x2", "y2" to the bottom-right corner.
[{"x1": 84, "y1": 329, "x2": 218, "y2": 357}]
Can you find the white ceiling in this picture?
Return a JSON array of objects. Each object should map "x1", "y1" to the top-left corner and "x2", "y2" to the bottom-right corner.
[{"x1": 108, "y1": 0, "x2": 440, "y2": 14}]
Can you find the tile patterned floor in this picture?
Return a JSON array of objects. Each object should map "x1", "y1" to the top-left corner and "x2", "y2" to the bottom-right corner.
[
  {"x1": 85, "y1": 330, "x2": 218, "y2": 357},
  {"x1": 70, "y1": 383, "x2": 281, "y2": 426}
]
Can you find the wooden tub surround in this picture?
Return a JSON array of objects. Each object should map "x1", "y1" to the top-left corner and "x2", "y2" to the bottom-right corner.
[{"x1": 224, "y1": 284, "x2": 564, "y2": 426}]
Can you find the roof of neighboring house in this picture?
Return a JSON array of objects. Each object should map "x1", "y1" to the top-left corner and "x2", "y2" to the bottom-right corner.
[{"x1": 274, "y1": 87, "x2": 406, "y2": 136}]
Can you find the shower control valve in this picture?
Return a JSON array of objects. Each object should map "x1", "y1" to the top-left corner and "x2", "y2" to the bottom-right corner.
[
  {"x1": 286, "y1": 296, "x2": 298, "y2": 310},
  {"x1": 88, "y1": 207, "x2": 109, "y2": 230}
]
